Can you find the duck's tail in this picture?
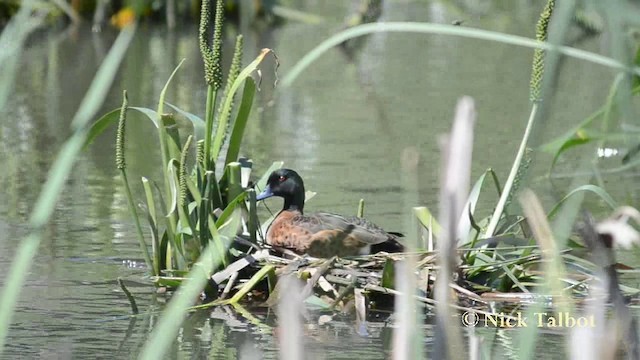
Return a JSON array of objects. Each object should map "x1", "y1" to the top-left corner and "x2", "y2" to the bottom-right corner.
[{"x1": 371, "y1": 233, "x2": 404, "y2": 253}]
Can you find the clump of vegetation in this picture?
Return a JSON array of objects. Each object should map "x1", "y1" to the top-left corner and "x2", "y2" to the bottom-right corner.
[
  {"x1": 4, "y1": 0, "x2": 639, "y2": 358},
  {"x1": 88, "y1": 0, "x2": 277, "y2": 293}
]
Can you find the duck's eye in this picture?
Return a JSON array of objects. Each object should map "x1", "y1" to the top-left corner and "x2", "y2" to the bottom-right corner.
[{"x1": 278, "y1": 175, "x2": 286, "y2": 182}]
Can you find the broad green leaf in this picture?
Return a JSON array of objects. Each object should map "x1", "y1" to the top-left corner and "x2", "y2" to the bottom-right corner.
[
  {"x1": 211, "y1": 48, "x2": 276, "y2": 160},
  {"x1": 549, "y1": 137, "x2": 592, "y2": 170},
  {"x1": 413, "y1": 206, "x2": 441, "y2": 238},
  {"x1": 224, "y1": 79, "x2": 257, "y2": 165},
  {"x1": 166, "y1": 160, "x2": 179, "y2": 218},
  {"x1": 129, "y1": 106, "x2": 161, "y2": 128},
  {"x1": 381, "y1": 258, "x2": 395, "y2": 289},
  {"x1": 83, "y1": 108, "x2": 119, "y2": 149},
  {"x1": 458, "y1": 171, "x2": 487, "y2": 245},
  {"x1": 215, "y1": 191, "x2": 248, "y2": 228},
  {"x1": 165, "y1": 102, "x2": 205, "y2": 140}
]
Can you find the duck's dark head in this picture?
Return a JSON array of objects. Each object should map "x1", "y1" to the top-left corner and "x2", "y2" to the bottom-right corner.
[{"x1": 256, "y1": 169, "x2": 306, "y2": 212}]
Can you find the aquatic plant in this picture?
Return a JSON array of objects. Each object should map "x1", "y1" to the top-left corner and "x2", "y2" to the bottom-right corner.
[
  {"x1": 0, "y1": 4, "x2": 136, "y2": 354},
  {"x1": 4, "y1": 1, "x2": 640, "y2": 359}
]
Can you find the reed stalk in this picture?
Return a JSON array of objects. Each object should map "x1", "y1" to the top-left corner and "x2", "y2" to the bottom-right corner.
[
  {"x1": 200, "y1": 0, "x2": 224, "y2": 169},
  {"x1": 116, "y1": 90, "x2": 154, "y2": 274},
  {"x1": 483, "y1": 0, "x2": 555, "y2": 238}
]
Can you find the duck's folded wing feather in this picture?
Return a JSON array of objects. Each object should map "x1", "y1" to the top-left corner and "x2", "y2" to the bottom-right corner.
[{"x1": 293, "y1": 212, "x2": 392, "y2": 245}]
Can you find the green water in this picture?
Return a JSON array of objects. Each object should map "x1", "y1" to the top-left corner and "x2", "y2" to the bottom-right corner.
[{"x1": 0, "y1": 1, "x2": 632, "y2": 358}]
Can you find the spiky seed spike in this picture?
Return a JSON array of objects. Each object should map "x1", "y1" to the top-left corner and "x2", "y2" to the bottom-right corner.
[
  {"x1": 530, "y1": 0, "x2": 555, "y2": 102},
  {"x1": 210, "y1": 0, "x2": 225, "y2": 90},
  {"x1": 215, "y1": 34, "x2": 244, "y2": 151},
  {"x1": 199, "y1": 0, "x2": 216, "y2": 85},
  {"x1": 196, "y1": 139, "x2": 205, "y2": 168},
  {"x1": 179, "y1": 135, "x2": 193, "y2": 207},
  {"x1": 228, "y1": 35, "x2": 244, "y2": 87},
  {"x1": 505, "y1": 147, "x2": 533, "y2": 208},
  {"x1": 116, "y1": 90, "x2": 128, "y2": 170}
]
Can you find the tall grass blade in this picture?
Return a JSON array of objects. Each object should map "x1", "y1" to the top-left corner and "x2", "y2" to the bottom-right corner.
[
  {"x1": 280, "y1": 22, "x2": 640, "y2": 88},
  {"x1": 0, "y1": 24, "x2": 136, "y2": 353},
  {"x1": 0, "y1": 0, "x2": 45, "y2": 110},
  {"x1": 547, "y1": 185, "x2": 617, "y2": 218}
]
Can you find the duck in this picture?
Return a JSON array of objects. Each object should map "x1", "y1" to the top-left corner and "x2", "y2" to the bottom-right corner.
[{"x1": 255, "y1": 169, "x2": 404, "y2": 258}]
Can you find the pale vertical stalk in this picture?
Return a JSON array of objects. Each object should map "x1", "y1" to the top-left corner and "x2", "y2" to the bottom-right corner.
[
  {"x1": 435, "y1": 97, "x2": 476, "y2": 360},
  {"x1": 393, "y1": 147, "x2": 422, "y2": 360},
  {"x1": 277, "y1": 275, "x2": 303, "y2": 360}
]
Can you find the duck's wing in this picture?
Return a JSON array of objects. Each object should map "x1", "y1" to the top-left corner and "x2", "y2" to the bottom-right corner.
[{"x1": 297, "y1": 212, "x2": 394, "y2": 245}]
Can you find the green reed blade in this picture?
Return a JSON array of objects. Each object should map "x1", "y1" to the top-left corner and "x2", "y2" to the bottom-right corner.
[
  {"x1": 215, "y1": 191, "x2": 248, "y2": 228},
  {"x1": 413, "y1": 206, "x2": 441, "y2": 237},
  {"x1": 165, "y1": 102, "x2": 206, "y2": 140},
  {"x1": 224, "y1": 79, "x2": 256, "y2": 165},
  {"x1": 0, "y1": 24, "x2": 136, "y2": 353},
  {"x1": 211, "y1": 49, "x2": 276, "y2": 161},
  {"x1": 83, "y1": 108, "x2": 120, "y2": 149},
  {"x1": 128, "y1": 106, "x2": 162, "y2": 127},
  {"x1": 547, "y1": 185, "x2": 617, "y2": 219},
  {"x1": 357, "y1": 199, "x2": 365, "y2": 218},
  {"x1": 226, "y1": 162, "x2": 244, "y2": 204},
  {"x1": 157, "y1": 58, "x2": 185, "y2": 115},
  {"x1": 280, "y1": 22, "x2": 640, "y2": 88},
  {"x1": 248, "y1": 189, "x2": 258, "y2": 244},
  {"x1": 459, "y1": 170, "x2": 488, "y2": 246}
]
